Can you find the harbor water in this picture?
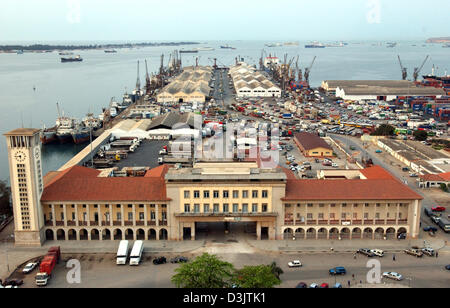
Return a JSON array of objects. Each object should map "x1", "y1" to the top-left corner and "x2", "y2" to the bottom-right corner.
[{"x1": 1, "y1": 40, "x2": 449, "y2": 181}]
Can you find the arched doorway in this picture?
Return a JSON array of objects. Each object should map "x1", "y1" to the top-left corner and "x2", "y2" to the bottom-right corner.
[
  {"x1": 91, "y1": 229, "x2": 100, "y2": 240},
  {"x1": 45, "y1": 229, "x2": 54, "y2": 241},
  {"x1": 363, "y1": 228, "x2": 373, "y2": 239},
  {"x1": 295, "y1": 228, "x2": 305, "y2": 239},
  {"x1": 329, "y1": 228, "x2": 339, "y2": 240},
  {"x1": 283, "y1": 228, "x2": 293, "y2": 240},
  {"x1": 317, "y1": 228, "x2": 328, "y2": 239},
  {"x1": 79, "y1": 229, "x2": 88, "y2": 240},
  {"x1": 352, "y1": 227, "x2": 362, "y2": 239},
  {"x1": 102, "y1": 229, "x2": 111, "y2": 240},
  {"x1": 397, "y1": 227, "x2": 407, "y2": 239},
  {"x1": 125, "y1": 229, "x2": 134, "y2": 240},
  {"x1": 68, "y1": 229, "x2": 77, "y2": 240},
  {"x1": 306, "y1": 228, "x2": 316, "y2": 239},
  {"x1": 159, "y1": 228, "x2": 168, "y2": 240},
  {"x1": 341, "y1": 228, "x2": 350, "y2": 239},
  {"x1": 386, "y1": 228, "x2": 396, "y2": 240},
  {"x1": 137, "y1": 229, "x2": 145, "y2": 240},
  {"x1": 114, "y1": 229, "x2": 123, "y2": 240},
  {"x1": 148, "y1": 229, "x2": 157, "y2": 240},
  {"x1": 56, "y1": 229, "x2": 65, "y2": 240},
  {"x1": 374, "y1": 228, "x2": 385, "y2": 240}
]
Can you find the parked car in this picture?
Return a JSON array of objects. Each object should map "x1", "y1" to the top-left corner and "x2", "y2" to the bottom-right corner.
[
  {"x1": 421, "y1": 247, "x2": 435, "y2": 257},
  {"x1": 409, "y1": 172, "x2": 418, "y2": 178},
  {"x1": 432, "y1": 206, "x2": 446, "y2": 212},
  {"x1": 22, "y1": 262, "x2": 38, "y2": 274},
  {"x1": 320, "y1": 283, "x2": 329, "y2": 288},
  {"x1": 445, "y1": 265, "x2": 450, "y2": 271},
  {"x1": 357, "y1": 248, "x2": 375, "y2": 257},
  {"x1": 288, "y1": 260, "x2": 303, "y2": 268},
  {"x1": 382, "y1": 272, "x2": 403, "y2": 281},
  {"x1": 397, "y1": 233, "x2": 407, "y2": 240},
  {"x1": 431, "y1": 216, "x2": 441, "y2": 224},
  {"x1": 153, "y1": 257, "x2": 167, "y2": 265},
  {"x1": 309, "y1": 283, "x2": 319, "y2": 288},
  {"x1": 333, "y1": 283, "x2": 343, "y2": 288},
  {"x1": 315, "y1": 159, "x2": 320, "y2": 163},
  {"x1": 370, "y1": 249, "x2": 385, "y2": 257},
  {"x1": 402, "y1": 167, "x2": 410, "y2": 172},
  {"x1": 170, "y1": 256, "x2": 188, "y2": 263},
  {"x1": 296, "y1": 282, "x2": 308, "y2": 288},
  {"x1": 329, "y1": 267, "x2": 346, "y2": 275},
  {"x1": 2, "y1": 279, "x2": 23, "y2": 287},
  {"x1": 404, "y1": 249, "x2": 423, "y2": 258},
  {"x1": 423, "y1": 226, "x2": 438, "y2": 232}
]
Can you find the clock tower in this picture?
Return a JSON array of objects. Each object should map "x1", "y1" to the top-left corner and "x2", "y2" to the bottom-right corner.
[{"x1": 4, "y1": 128, "x2": 45, "y2": 246}]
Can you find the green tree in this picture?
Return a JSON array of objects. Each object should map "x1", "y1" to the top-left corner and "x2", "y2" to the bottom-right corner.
[
  {"x1": 171, "y1": 253, "x2": 235, "y2": 288},
  {"x1": 413, "y1": 130, "x2": 428, "y2": 142},
  {"x1": 233, "y1": 265, "x2": 281, "y2": 288},
  {"x1": 440, "y1": 183, "x2": 449, "y2": 193},
  {"x1": 371, "y1": 124, "x2": 395, "y2": 136},
  {"x1": 0, "y1": 180, "x2": 12, "y2": 216},
  {"x1": 269, "y1": 261, "x2": 284, "y2": 280}
]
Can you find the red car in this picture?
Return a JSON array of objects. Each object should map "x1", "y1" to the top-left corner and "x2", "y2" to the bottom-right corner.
[
  {"x1": 320, "y1": 283, "x2": 329, "y2": 288},
  {"x1": 432, "y1": 206, "x2": 446, "y2": 212}
]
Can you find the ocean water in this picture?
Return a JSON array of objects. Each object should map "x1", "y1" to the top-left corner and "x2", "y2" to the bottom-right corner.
[{"x1": 0, "y1": 40, "x2": 449, "y2": 182}]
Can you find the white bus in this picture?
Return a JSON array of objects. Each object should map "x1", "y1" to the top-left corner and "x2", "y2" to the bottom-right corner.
[
  {"x1": 129, "y1": 240, "x2": 144, "y2": 266},
  {"x1": 116, "y1": 240, "x2": 129, "y2": 265}
]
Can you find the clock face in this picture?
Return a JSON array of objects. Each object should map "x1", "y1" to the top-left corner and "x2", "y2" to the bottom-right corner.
[{"x1": 14, "y1": 151, "x2": 26, "y2": 162}]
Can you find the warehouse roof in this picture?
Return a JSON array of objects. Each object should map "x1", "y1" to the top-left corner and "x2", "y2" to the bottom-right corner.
[
  {"x1": 324, "y1": 80, "x2": 413, "y2": 89},
  {"x1": 294, "y1": 132, "x2": 332, "y2": 151},
  {"x1": 338, "y1": 85, "x2": 446, "y2": 96},
  {"x1": 148, "y1": 112, "x2": 200, "y2": 130}
]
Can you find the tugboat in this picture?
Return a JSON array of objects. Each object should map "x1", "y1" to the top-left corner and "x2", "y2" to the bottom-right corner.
[
  {"x1": 40, "y1": 125, "x2": 57, "y2": 144},
  {"x1": 61, "y1": 55, "x2": 83, "y2": 62}
]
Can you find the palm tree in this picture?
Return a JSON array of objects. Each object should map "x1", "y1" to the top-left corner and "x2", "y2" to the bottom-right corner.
[{"x1": 269, "y1": 261, "x2": 283, "y2": 280}]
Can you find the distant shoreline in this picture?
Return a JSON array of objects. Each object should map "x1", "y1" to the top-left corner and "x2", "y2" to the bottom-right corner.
[
  {"x1": 0, "y1": 42, "x2": 200, "y2": 52},
  {"x1": 426, "y1": 37, "x2": 450, "y2": 43}
]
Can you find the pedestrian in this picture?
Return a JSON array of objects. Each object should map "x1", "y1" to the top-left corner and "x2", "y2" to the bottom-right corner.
[
  {"x1": 436, "y1": 251, "x2": 438, "y2": 258},
  {"x1": 348, "y1": 280, "x2": 351, "y2": 288},
  {"x1": 352, "y1": 274, "x2": 355, "y2": 280},
  {"x1": 393, "y1": 254, "x2": 396, "y2": 261}
]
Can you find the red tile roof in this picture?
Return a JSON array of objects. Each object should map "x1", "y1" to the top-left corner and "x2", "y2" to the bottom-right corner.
[
  {"x1": 144, "y1": 165, "x2": 171, "y2": 178},
  {"x1": 420, "y1": 172, "x2": 450, "y2": 182},
  {"x1": 283, "y1": 179, "x2": 423, "y2": 201},
  {"x1": 294, "y1": 132, "x2": 332, "y2": 151},
  {"x1": 41, "y1": 165, "x2": 169, "y2": 202},
  {"x1": 440, "y1": 172, "x2": 450, "y2": 181},
  {"x1": 359, "y1": 165, "x2": 397, "y2": 180}
]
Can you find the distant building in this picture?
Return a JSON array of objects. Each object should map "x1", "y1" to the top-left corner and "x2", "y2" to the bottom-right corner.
[
  {"x1": 294, "y1": 132, "x2": 333, "y2": 157},
  {"x1": 230, "y1": 63, "x2": 281, "y2": 98}
]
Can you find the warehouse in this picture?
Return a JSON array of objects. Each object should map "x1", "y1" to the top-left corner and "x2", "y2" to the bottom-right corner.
[
  {"x1": 157, "y1": 66, "x2": 213, "y2": 103},
  {"x1": 230, "y1": 62, "x2": 281, "y2": 98},
  {"x1": 294, "y1": 132, "x2": 333, "y2": 157}
]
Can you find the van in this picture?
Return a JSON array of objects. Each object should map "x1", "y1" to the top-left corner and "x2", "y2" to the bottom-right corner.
[{"x1": 370, "y1": 249, "x2": 384, "y2": 257}]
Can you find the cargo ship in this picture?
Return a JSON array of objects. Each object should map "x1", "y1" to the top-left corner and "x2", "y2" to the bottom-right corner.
[
  {"x1": 61, "y1": 55, "x2": 83, "y2": 62},
  {"x1": 194, "y1": 47, "x2": 214, "y2": 51},
  {"x1": 220, "y1": 45, "x2": 236, "y2": 50},
  {"x1": 104, "y1": 49, "x2": 117, "y2": 53},
  {"x1": 40, "y1": 126, "x2": 57, "y2": 144},
  {"x1": 305, "y1": 42, "x2": 325, "y2": 48},
  {"x1": 71, "y1": 125, "x2": 91, "y2": 144},
  {"x1": 179, "y1": 49, "x2": 198, "y2": 53}
]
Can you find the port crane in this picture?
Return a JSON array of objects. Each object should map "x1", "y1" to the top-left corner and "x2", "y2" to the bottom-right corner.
[
  {"x1": 304, "y1": 56, "x2": 317, "y2": 84},
  {"x1": 413, "y1": 55, "x2": 429, "y2": 81},
  {"x1": 135, "y1": 60, "x2": 141, "y2": 92},
  {"x1": 398, "y1": 55, "x2": 408, "y2": 80}
]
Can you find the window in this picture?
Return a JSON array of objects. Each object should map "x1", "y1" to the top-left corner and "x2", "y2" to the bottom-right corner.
[
  {"x1": 341, "y1": 213, "x2": 346, "y2": 219},
  {"x1": 252, "y1": 204, "x2": 258, "y2": 212},
  {"x1": 139, "y1": 213, "x2": 144, "y2": 220},
  {"x1": 223, "y1": 191, "x2": 229, "y2": 198},
  {"x1": 375, "y1": 213, "x2": 380, "y2": 219},
  {"x1": 353, "y1": 213, "x2": 357, "y2": 219},
  {"x1": 184, "y1": 191, "x2": 190, "y2": 198},
  {"x1": 213, "y1": 191, "x2": 219, "y2": 198},
  {"x1": 262, "y1": 190, "x2": 268, "y2": 198},
  {"x1": 318, "y1": 213, "x2": 324, "y2": 219},
  {"x1": 398, "y1": 213, "x2": 402, "y2": 219},
  {"x1": 223, "y1": 204, "x2": 229, "y2": 213},
  {"x1": 233, "y1": 204, "x2": 239, "y2": 213},
  {"x1": 364, "y1": 213, "x2": 369, "y2": 219},
  {"x1": 307, "y1": 203, "x2": 313, "y2": 208},
  {"x1": 262, "y1": 204, "x2": 268, "y2": 212},
  {"x1": 203, "y1": 204, "x2": 210, "y2": 213},
  {"x1": 184, "y1": 204, "x2": 190, "y2": 213},
  {"x1": 204, "y1": 191, "x2": 210, "y2": 198},
  {"x1": 307, "y1": 213, "x2": 313, "y2": 219},
  {"x1": 117, "y1": 213, "x2": 122, "y2": 221},
  {"x1": 242, "y1": 191, "x2": 249, "y2": 198},
  {"x1": 242, "y1": 204, "x2": 248, "y2": 213},
  {"x1": 252, "y1": 190, "x2": 258, "y2": 198},
  {"x1": 233, "y1": 190, "x2": 239, "y2": 198},
  {"x1": 319, "y1": 204, "x2": 324, "y2": 208},
  {"x1": 128, "y1": 213, "x2": 133, "y2": 221},
  {"x1": 213, "y1": 204, "x2": 219, "y2": 213},
  {"x1": 194, "y1": 204, "x2": 200, "y2": 213},
  {"x1": 194, "y1": 191, "x2": 200, "y2": 198}
]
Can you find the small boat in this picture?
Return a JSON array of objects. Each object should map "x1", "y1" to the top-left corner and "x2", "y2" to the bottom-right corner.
[
  {"x1": 305, "y1": 42, "x2": 325, "y2": 48},
  {"x1": 179, "y1": 49, "x2": 198, "y2": 53},
  {"x1": 61, "y1": 55, "x2": 83, "y2": 62},
  {"x1": 104, "y1": 49, "x2": 117, "y2": 53},
  {"x1": 220, "y1": 45, "x2": 236, "y2": 50},
  {"x1": 193, "y1": 47, "x2": 215, "y2": 51}
]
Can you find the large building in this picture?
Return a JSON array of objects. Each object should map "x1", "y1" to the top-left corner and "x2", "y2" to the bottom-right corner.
[
  {"x1": 230, "y1": 63, "x2": 281, "y2": 98},
  {"x1": 294, "y1": 132, "x2": 333, "y2": 157},
  {"x1": 4, "y1": 129, "x2": 423, "y2": 245},
  {"x1": 157, "y1": 66, "x2": 213, "y2": 104},
  {"x1": 321, "y1": 80, "x2": 446, "y2": 100}
]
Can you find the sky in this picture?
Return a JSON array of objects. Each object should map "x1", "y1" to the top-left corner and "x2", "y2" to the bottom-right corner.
[{"x1": 0, "y1": 0, "x2": 450, "y2": 41}]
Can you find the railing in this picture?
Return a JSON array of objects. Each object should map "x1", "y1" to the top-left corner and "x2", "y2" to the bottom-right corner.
[
  {"x1": 90, "y1": 221, "x2": 99, "y2": 226},
  {"x1": 45, "y1": 221, "x2": 54, "y2": 226},
  {"x1": 113, "y1": 221, "x2": 121, "y2": 226},
  {"x1": 307, "y1": 220, "x2": 317, "y2": 225},
  {"x1": 364, "y1": 220, "x2": 374, "y2": 225},
  {"x1": 101, "y1": 221, "x2": 109, "y2": 226},
  {"x1": 55, "y1": 221, "x2": 64, "y2": 226},
  {"x1": 329, "y1": 220, "x2": 340, "y2": 225},
  {"x1": 78, "y1": 221, "x2": 87, "y2": 226},
  {"x1": 398, "y1": 219, "x2": 408, "y2": 225},
  {"x1": 67, "y1": 221, "x2": 76, "y2": 226},
  {"x1": 124, "y1": 221, "x2": 133, "y2": 226},
  {"x1": 147, "y1": 221, "x2": 156, "y2": 226},
  {"x1": 375, "y1": 220, "x2": 385, "y2": 225},
  {"x1": 318, "y1": 220, "x2": 329, "y2": 225},
  {"x1": 159, "y1": 220, "x2": 168, "y2": 226},
  {"x1": 136, "y1": 221, "x2": 145, "y2": 226}
]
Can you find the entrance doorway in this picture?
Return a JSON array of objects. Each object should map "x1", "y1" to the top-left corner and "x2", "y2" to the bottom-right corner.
[
  {"x1": 183, "y1": 227, "x2": 192, "y2": 240},
  {"x1": 195, "y1": 221, "x2": 257, "y2": 241},
  {"x1": 261, "y1": 227, "x2": 269, "y2": 240}
]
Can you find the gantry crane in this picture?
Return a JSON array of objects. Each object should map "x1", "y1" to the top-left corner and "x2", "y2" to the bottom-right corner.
[
  {"x1": 398, "y1": 55, "x2": 408, "y2": 80},
  {"x1": 413, "y1": 55, "x2": 429, "y2": 82},
  {"x1": 304, "y1": 56, "x2": 317, "y2": 84}
]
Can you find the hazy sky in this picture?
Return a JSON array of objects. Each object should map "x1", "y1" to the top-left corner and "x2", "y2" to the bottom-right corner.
[{"x1": 1, "y1": 0, "x2": 449, "y2": 41}]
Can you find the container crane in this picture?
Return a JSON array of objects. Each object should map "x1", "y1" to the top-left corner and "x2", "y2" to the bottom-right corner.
[
  {"x1": 398, "y1": 55, "x2": 408, "y2": 80},
  {"x1": 135, "y1": 60, "x2": 141, "y2": 92},
  {"x1": 413, "y1": 55, "x2": 429, "y2": 82},
  {"x1": 304, "y1": 56, "x2": 317, "y2": 84},
  {"x1": 144, "y1": 59, "x2": 151, "y2": 94}
]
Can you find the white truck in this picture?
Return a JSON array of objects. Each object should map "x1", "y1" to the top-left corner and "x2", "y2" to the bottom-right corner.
[
  {"x1": 116, "y1": 240, "x2": 130, "y2": 265},
  {"x1": 129, "y1": 241, "x2": 144, "y2": 266}
]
